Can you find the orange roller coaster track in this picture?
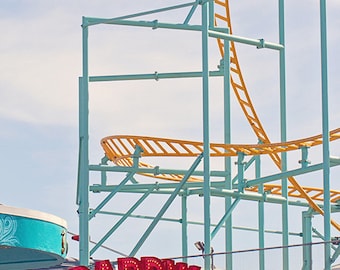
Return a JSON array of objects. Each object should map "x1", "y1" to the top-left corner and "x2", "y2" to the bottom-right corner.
[
  {"x1": 99, "y1": 0, "x2": 340, "y2": 230},
  {"x1": 101, "y1": 128, "x2": 340, "y2": 201},
  {"x1": 214, "y1": 0, "x2": 340, "y2": 230}
]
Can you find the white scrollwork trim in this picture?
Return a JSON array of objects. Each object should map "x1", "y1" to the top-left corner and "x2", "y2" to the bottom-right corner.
[{"x1": 0, "y1": 215, "x2": 19, "y2": 246}]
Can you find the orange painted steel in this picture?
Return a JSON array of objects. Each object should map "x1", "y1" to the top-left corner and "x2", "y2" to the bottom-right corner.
[
  {"x1": 101, "y1": 128, "x2": 340, "y2": 188},
  {"x1": 100, "y1": 1, "x2": 340, "y2": 229},
  {"x1": 213, "y1": 0, "x2": 340, "y2": 230}
]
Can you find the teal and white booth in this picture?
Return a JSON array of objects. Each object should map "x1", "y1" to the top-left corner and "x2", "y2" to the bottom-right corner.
[{"x1": 0, "y1": 204, "x2": 67, "y2": 269}]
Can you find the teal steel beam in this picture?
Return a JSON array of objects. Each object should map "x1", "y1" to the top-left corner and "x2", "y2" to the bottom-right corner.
[
  {"x1": 278, "y1": 0, "x2": 289, "y2": 268},
  {"x1": 100, "y1": 156, "x2": 109, "y2": 186},
  {"x1": 312, "y1": 228, "x2": 339, "y2": 252},
  {"x1": 89, "y1": 70, "x2": 223, "y2": 82},
  {"x1": 89, "y1": 163, "x2": 229, "y2": 178},
  {"x1": 302, "y1": 210, "x2": 313, "y2": 270},
  {"x1": 202, "y1": 2, "x2": 212, "y2": 269},
  {"x1": 96, "y1": 209, "x2": 304, "y2": 237},
  {"x1": 128, "y1": 153, "x2": 203, "y2": 257},
  {"x1": 84, "y1": 2, "x2": 197, "y2": 25},
  {"x1": 89, "y1": 156, "x2": 340, "y2": 182},
  {"x1": 184, "y1": 0, "x2": 200, "y2": 24},
  {"x1": 76, "y1": 78, "x2": 84, "y2": 206},
  {"x1": 79, "y1": 17, "x2": 90, "y2": 267},
  {"x1": 319, "y1": 0, "x2": 331, "y2": 268},
  {"x1": 331, "y1": 244, "x2": 340, "y2": 264},
  {"x1": 256, "y1": 155, "x2": 265, "y2": 270},
  {"x1": 208, "y1": 189, "x2": 287, "y2": 204},
  {"x1": 208, "y1": 30, "x2": 284, "y2": 51},
  {"x1": 89, "y1": 172, "x2": 135, "y2": 220},
  {"x1": 84, "y1": 17, "x2": 202, "y2": 31},
  {"x1": 222, "y1": 27, "x2": 233, "y2": 270},
  {"x1": 211, "y1": 198, "x2": 240, "y2": 239},
  {"x1": 232, "y1": 155, "x2": 256, "y2": 185},
  {"x1": 181, "y1": 192, "x2": 188, "y2": 262},
  {"x1": 245, "y1": 161, "x2": 340, "y2": 188},
  {"x1": 299, "y1": 146, "x2": 311, "y2": 168},
  {"x1": 90, "y1": 187, "x2": 154, "y2": 256},
  {"x1": 236, "y1": 152, "x2": 246, "y2": 192}
]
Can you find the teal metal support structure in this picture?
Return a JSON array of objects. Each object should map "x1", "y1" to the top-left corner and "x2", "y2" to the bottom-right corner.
[
  {"x1": 256, "y1": 155, "x2": 265, "y2": 270},
  {"x1": 302, "y1": 209, "x2": 313, "y2": 270},
  {"x1": 201, "y1": 1, "x2": 212, "y2": 269},
  {"x1": 129, "y1": 153, "x2": 204, "y2": 257},
  {"x1": 319, "y1": 0, "x2": 331, "y2": 269},
  {"x1": 278, "y1": 0, "x2": 289, "y2": 268},
  {"x1": 222, "y1": 27, "x2": 233, "y2": 270},
  {"x1": 79, "y1": 16, "x2": 90, "y2": 266},
  {"x1": 181, "y1": 191, "x2": 188, "y2": 263},
  {"x1": 77, "y1": 1, "x2": 339, "y2": 269}
]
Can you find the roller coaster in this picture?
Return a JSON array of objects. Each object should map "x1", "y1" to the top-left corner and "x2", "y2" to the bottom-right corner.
[{"x1": 77, "y1": 1, "x2": 340, "y2": 269}]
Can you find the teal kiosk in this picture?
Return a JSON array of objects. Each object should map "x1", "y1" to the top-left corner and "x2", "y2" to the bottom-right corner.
[{"x1": 0, "y1": 204, "x2": 67, "y2": 269}]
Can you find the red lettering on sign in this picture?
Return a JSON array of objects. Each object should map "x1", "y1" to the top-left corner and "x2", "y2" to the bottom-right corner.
[
  {"x1": 118, "y1": 257, "x2": 141, "y2": 270},
  {"x1": 117, "y1": 257, "x2": 200, "y2": 270},
  {"x1": 161, "y1": 259, "x2": 175, "y2": 270},
  {"x1": 141, "y1": 256, "x2": 163, "y2": 270}
]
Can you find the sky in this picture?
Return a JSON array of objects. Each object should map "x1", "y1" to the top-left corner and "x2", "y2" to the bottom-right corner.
[{"x1": 1, "y1": 0, "x2": 340, "y2": 269}]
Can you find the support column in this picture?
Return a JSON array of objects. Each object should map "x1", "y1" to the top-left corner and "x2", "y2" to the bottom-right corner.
[
  {"x1": 319, "y1": 0, "x2": 331, "y2": 269},
  {"x1": 278, "y1": 0, "x2": 289, "y2": 268},
  {"x1": 181, "y1": 192, "x2": 188, "y2": 262},
  {"x1": 201, "y1": 1, "x2": 212, "y2": 269},
  {"x1": 302, "y1": 210, "x2": 313, "y2": 270},
  {"x1": 79, "y1": 17, "x2": 90, "y2": 267},
  {"x1": 257, "y1": 156, "x2": 265, "y2": 270},
  {"x1": 222, "y1": 27, "x2": 233, "y2": 270}
]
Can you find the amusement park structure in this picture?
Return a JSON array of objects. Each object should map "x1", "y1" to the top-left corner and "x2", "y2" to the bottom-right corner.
[{"x1": 77, "y1": 1, "x2": 340, "y2": 269}]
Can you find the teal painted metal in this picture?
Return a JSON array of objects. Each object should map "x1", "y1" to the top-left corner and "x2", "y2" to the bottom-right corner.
[
  {"x1": 223, "y1": 27, "x2": 233, "y2": 270},
  {"x1": 79, "y1": 16, "x2": 90, "y2": 266},
  {"x1": 77, "y1": 1, "x2": 339, "y2": 269},
  {"x1": 236, "y1": 152, "x2": 245, "y2": 193},
  {"x1": 184, "y1": 0, "x2": 200, "y2": 24},
  {"x1": 278, "y1": 0, "x2": 289, "y2": 268},
  {"x1": 181, "y1": 192, "x2": 188, "y2": 262},
  {"x1": 89, "y1": 70, "x2": 223, "y2": 82},
  {"x1": 256, "y1": 156, "x2": 265, "y2": 270},
  {"x1": 201, "y1": 1, "x2": 212, "y2": 269},
  {"x1": 88, "y1": 2, "x2": 197, "y2": 24},
  {"x1": 211, "y1": 198, "x2": 240, "y2": 239},
  {"x1": 319, "y1": 0, "x2": 331, "y2": 269},
  {"x1": 129, "y1": 153, "x2": 203, "y2": 257},
  {"x1": 302, "y1": 210, "x2": 313, "y2": 270},
  {"x1": 89, "y1": 172, "x2": 135, "y2": 220},
  {"x1": 208, "y1": 30, "x2": 284, "y2": 50},
  {"x1": 90, "y1": 187, "x2": 154, "y2": 256},
  {"x1": 85, "y1": 17, "x2": 202, "y2": 31},
  {"x1": 331, "y1": 244, "x2": 340, "y2": 264}
]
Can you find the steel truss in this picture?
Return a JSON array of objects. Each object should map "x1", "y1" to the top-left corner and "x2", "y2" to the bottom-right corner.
[{"x1": 78, "y1": 1, "x2": 340, "y2": 269}]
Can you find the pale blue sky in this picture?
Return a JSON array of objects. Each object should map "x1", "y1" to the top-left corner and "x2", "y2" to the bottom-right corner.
[{"x1": 1, "y1": 1, "x2": 340, "y2": 269}]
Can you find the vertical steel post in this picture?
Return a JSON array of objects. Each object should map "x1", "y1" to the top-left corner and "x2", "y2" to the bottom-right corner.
[
  {"x1": 319, "y1": 0, "x2": 331, "y2": 269},
  {"x1": 278, "y1": 0, "x2": 289, "y2": 269},
  {"x1": 237, "y1": 152, "x2": 245, "y2": 193},
  {"x1": 79, "y1": 16, "x2": 90, "y2": 267},
  {"x1": 202, "y1": 1, "x2": 212, "y2": 269},
  {"x1": 182, "y1": 192, "x2": 188, "y2": 262},
  {"x1": 257, "y1": 155, "x2": 265, "y2": 270},
  {"x1": 223, "y1": 28, "x2": 233, "y2": 270},
  {"x1": 302, "y1": 210, "x2": 313, "y2": 270}
]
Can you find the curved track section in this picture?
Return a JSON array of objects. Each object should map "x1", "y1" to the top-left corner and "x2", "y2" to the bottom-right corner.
[
  {"x1": 101, "y1": 128, "x2": 340, "y2": 202},
  {"x1": 213, "y1": 0, "x2": 340, "y2": 230},
  {"x1": 100, "y1": 1, "x2": 340, "y2": 229}
]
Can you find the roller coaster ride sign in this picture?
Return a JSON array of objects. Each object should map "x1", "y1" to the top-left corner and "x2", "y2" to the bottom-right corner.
[{"x1": 117, "y1": 257, "x2": 201, "y2": 270}]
